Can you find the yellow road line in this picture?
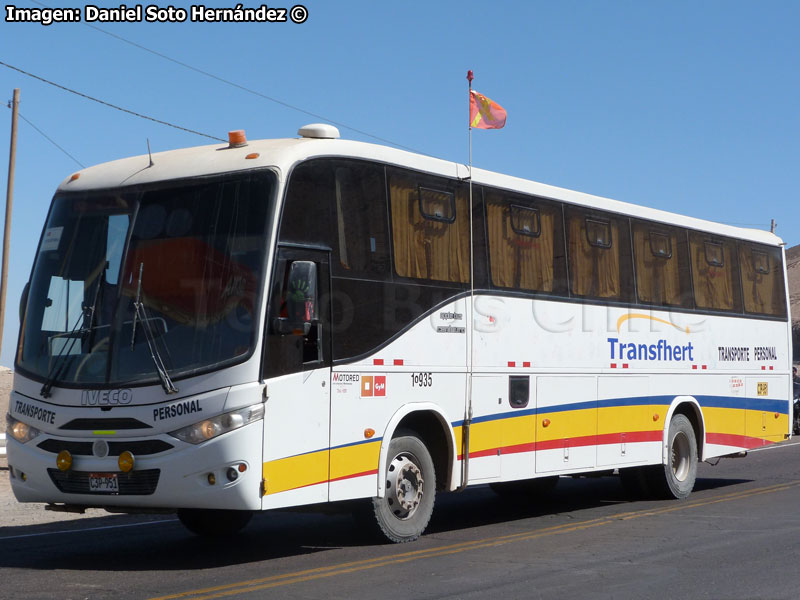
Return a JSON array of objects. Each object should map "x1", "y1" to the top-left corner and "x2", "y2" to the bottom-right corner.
[{"x1": 150, "y1": 480, "x2": 800, "y2": 600}]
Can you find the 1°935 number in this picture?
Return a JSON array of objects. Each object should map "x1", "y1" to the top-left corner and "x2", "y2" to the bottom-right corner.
[{"x1": 411, "y1": 372, "x2": 433, "y2": 387}]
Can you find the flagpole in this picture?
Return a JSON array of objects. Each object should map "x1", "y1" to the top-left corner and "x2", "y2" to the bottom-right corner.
[{"x1": 459, "y1": 69, "x2": 475, "y2": 492}]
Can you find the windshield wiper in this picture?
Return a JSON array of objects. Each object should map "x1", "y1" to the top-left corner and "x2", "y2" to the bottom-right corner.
[
  {"x1": 131, "y1": 263, "x2": 178, "y2": 394},
  {"x1": 40, "y1": 272, "x2": 106, "y2": 398},
  {"x1": 40, "y1": 313, "x2": 87, "y2": 398}
]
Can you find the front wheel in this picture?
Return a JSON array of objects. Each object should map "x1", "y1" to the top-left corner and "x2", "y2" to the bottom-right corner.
[
  {"x1": 370, "y1": 434, "x2": 436, "y2": 543},
  {"x1": 177, "y1": 508, "x2": 253, "y2": 537},
  {"x1": 647, "y1": 413, "x2": 698, "y2": 499}
]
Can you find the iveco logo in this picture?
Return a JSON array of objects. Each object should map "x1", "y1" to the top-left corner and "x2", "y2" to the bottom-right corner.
[
  {"x1": 81, "y1": 389, "x2": 133, "y2": 406},
  {"x1": 92, "y1": 439, "x2": 109, "y2": 458}
]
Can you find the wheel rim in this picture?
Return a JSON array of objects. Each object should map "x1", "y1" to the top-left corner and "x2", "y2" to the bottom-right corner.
[
  {"x1": 385, "y1": 453, "x2": 424, "y2": 520},
  {"x1": 671, "y1": 430, "x2": 691, "y2": 482}
]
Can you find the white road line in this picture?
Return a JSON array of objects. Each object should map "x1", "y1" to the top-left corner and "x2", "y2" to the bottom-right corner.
[
  {"x1": 0, "y1": 517, "x2": 179, "y2": 541},
  {"x1": 747, "y1": 441, "x2": 800, "y2": 453}
]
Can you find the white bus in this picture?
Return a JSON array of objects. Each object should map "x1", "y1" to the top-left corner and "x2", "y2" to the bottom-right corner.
[{"x1": 6, "y1": 124, "x2": 793, "y2": 542}]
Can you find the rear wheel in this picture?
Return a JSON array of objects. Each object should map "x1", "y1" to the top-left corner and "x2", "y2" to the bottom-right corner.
[
  {"x1": 647, "y1": 413, "x2": 698, "y2": 499},
  {"x1": 177, "y1": 508, "x2": 253, "y2": 537},
  {"x1": 370, "y1": 434, "x2": 435, "y2": 543}
]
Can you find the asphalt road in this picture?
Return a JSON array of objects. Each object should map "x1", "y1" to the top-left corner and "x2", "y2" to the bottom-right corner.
[{"x1": 2, "y1": 441, "x2": 800, "y2": 600}]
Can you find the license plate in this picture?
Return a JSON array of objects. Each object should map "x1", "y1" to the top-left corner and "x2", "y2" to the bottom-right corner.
[{"x1": 88, "y1": 473, "x2": 119, "y2": 493}]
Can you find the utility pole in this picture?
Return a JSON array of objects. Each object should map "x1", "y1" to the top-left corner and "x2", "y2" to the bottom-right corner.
[
  {"x1": 770, "y1": 219, "x2": 776, "y2": 234},
  {"x1": 0, "y1": 88, "x2": 20, "y2": 358}
]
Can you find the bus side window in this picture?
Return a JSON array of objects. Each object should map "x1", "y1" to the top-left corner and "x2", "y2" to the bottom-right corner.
[
  {"x1": 631, "y1": 221, "x2": 692, "y2": 308},
  {"x1": 333, "y1": 163, "x2": 390, "y2": 278},
  {"x1": 738, "y1": 242, "x2": 786, "y2": 317},
  {"x1": 485, "y1": 191, "x2": 567, "y2": 295},
  {"x1": 388, "y1": 169, "x2": 470, "y2": 284},
  {"x1": 566, "y1": 208, "x2": 634, "y2": 301},
  {"x1": 689, "y1": 232, "x2": 742, "y2": 312}
]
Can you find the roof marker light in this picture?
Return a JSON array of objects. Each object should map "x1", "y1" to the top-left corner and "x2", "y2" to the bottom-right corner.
[
  {"x1": 69, "y1": 173, "x2": 80, "y2": 183},
  {"x1": 228, "y1": 130, "x2": 247, "y2": 148},
  {"x1": 245, "y1": 153, "x2": 259, "y2": 160}
]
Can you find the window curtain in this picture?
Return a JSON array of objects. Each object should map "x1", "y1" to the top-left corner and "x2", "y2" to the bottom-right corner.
[
  {"x1": 389, "y1": 175, "x2": 469, "y2": 283},
  {"x1": 486, "y1": 195, "x2": 555, "y2": 291},
  {"x1": 567, "y1": 214, "x2": 620, "y2": 298},
  {"x1": 633, "y1": 226, "x2": 682, "y2": 305},
  {"x1": 738, "y1": 244, "x2": 784, "y2": 316},
  {"x1": 690, "y1": 235, "x2": 735, "y2": 310}
]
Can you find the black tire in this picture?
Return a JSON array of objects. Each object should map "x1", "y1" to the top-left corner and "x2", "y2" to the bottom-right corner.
[
  {"x1": 646, "y1": 413, "x2": 698, "y2": 500},
  {"x1": 490, "y1": 476, "x2": 558, "y2": 498},
  {"x1": 177, "y1": 508, "x2": 253, "y2": 537},
  {"x1": 370, "y1": 434, "x2": 435, "y2": 543}
]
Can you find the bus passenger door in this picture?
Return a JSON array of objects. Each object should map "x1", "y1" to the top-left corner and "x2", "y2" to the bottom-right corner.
[{"x1": 261, "y1": 247, "x2": 331, "y2": 509}]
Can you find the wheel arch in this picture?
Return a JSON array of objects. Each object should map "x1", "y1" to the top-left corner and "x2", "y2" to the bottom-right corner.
[
  {"x1": 377, "y1": 403, "x2": 457, "y2": 497},
  {"x1": 663, "y1": 396, "x2": 706, "y2": 462}
]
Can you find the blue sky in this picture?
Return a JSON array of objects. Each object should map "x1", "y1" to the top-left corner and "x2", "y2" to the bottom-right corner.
[{"x1": 1, "y1": 1, "x2": 798, "y2": 368}]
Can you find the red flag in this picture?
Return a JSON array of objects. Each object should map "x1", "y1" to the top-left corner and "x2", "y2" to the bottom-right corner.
[{"x1": 469, "y1": 89, "x2": 506, "y2": 129}]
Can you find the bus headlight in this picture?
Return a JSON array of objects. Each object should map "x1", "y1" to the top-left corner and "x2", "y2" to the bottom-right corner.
[
  {"x1": 168, "y1": 404, "x2": 264, "y2": 445},
  {"x1": 6, "y1": 414, "x2": 41, "y2": 444}
]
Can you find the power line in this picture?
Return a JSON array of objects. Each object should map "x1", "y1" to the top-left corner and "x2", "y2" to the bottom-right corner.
[
  {"x1": 13, "y1": 109, "x2": 86, "y2": 168},
  {"x1": 0, "y1": 60, "x2": 226, "y2": 143},
  {"x1": 28, "y1": 0, "x2": 424, "y2": 154},
  {"x1": 87, "y1": 24, "x2": 421, "y2": 151}
]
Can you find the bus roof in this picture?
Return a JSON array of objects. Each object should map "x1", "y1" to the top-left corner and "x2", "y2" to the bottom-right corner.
[{"x1": 57, "y1": 127, "x2": 782, "y2": 247}]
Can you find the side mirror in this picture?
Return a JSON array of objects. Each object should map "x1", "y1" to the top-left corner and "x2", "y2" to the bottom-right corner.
[{"x1": 272, "y1": 261, "x2": 317, "y2": 335}]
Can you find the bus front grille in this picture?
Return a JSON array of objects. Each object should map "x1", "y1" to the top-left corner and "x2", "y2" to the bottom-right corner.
[
  {"x1": 46, "y1": 469, "x2": 160, "y2": 495},
  {"x1": 38, "y1": 439, "x2": 174, "y2": 456}
]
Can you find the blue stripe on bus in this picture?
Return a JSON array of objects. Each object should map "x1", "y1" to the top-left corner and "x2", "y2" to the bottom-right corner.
[{"x1": 451, "y1": 394, "x2": 789, "y2": 427}]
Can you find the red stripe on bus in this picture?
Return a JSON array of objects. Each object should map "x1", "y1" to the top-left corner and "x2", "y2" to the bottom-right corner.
[
  {"x1": 458, "y1": 430, "x2": 664, "y2": 461},
  {"x1": 328, "y1": 469, "x2": 379, "y2": 484},
  {"x1": 706, "y1": 432, "x2": 777, "y2": 449}
]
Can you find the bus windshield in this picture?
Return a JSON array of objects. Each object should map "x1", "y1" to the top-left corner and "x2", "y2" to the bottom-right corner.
[{"x1": 18, "y1": 170, "x2": 275, "y2": 391}]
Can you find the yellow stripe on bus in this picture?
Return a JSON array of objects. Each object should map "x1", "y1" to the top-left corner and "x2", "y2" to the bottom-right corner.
[
  {"x1": 330, "y1": 440, "x2": 381, "y2": 481},
  {"x1": 262, "y1": 449, "x2": 330, "y2": 495}
]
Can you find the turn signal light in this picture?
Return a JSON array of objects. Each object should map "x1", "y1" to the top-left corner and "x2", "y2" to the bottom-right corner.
[
  {"x1": 364, "y1": 428, "x2": 375, "y2": 439},
  {"x1": 542, "y1": 418, "x2": 551, "y2": 428},
  {"x1": 653, "y1": 413, "x2": 660, "y2": 422},
  {"x1": 56, "y1": 450, "x2": 73, "y2": 472},
  {"x1": 118, "y1": 451, "x2": 135, "y2": 473}
]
